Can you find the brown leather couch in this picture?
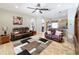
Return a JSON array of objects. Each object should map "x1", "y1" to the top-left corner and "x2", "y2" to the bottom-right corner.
[{"x1": 11, "y1": 27, "x2": 36, "y2": 41}]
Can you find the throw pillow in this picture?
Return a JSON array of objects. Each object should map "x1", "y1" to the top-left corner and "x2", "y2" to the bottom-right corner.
[
  {"x1": 55, "y1": 30, "x2": 62, "y2": 36},
  {"x1": 14, "y1": 31, "x2": 19, "y2": 35},
  {"x1": 47, "y1": 31, "x2": 51, "y2": 34}
]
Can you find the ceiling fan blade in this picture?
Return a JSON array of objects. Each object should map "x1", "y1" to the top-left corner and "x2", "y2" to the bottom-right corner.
[
  {"x1": 32, "y1": 8, "x2": 39, "y2": 13},
  {"x1": 39, "y1": 8, "x2": 50, "y2": 11},
  {"x1": 27, "y1": 7, "x2": 35, "y2": 9},
  {"x1": 32, "y1": 8, "x2": 37, "y2": 13},
  {"x1": 32, "y1": 10, "x2": 36, "y2": 13},
  {"x1": 39, "y1": 10, "x2": 43, "y2": 14}
]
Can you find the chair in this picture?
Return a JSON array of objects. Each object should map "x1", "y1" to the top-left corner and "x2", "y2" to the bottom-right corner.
[{"x1": 45, "y1": 29, "x2": 63, "y2": 42}]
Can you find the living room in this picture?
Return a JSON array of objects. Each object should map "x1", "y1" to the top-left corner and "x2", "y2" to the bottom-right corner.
[{"x1": 0, "y1": 3, "x2": 78, "y2": 55}]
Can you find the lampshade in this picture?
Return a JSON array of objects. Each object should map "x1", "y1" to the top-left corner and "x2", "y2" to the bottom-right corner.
[
  {"x1": 1, "y1": 26, "x2": 8, "y2": 31},
  {"x1": 0, "y1": 26, "x2": 8, "y2": 35},
  {"x1": 3, "y1": 26, "x2": 7, "y2": 31}
]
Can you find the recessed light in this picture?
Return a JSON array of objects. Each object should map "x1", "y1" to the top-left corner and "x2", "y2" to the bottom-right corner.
[
  {"x1": 15, "y1": 6, "x2": 18, "y2": 8},
  {"x1": 57, "y1": 4, "x2": 61, "y2": 7}
]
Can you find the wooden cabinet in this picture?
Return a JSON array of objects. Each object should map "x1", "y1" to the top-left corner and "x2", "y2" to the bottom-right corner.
[
  {"x1": 0, "y1": 35, "x2": 10, "y2": 44},
  {"x1": 32, "y1": 31, "x2": 36, "y2": 35}
]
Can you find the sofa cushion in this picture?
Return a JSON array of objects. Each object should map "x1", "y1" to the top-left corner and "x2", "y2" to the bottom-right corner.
[{"x1": 13, "y1": 31, "x2": 20, "y2": 35}]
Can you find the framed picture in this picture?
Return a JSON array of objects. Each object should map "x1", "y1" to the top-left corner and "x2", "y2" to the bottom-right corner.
[{"x1": 13, "y1": 16, "x2": 23, "y2": 25}]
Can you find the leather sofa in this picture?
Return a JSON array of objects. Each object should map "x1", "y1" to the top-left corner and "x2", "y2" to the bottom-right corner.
[
  {"x1": 11, "y1": 27, "x2": 36, "y2": 41},
  {"x1": 45, "y1": 29, "x2": 64, "y2": 42}
]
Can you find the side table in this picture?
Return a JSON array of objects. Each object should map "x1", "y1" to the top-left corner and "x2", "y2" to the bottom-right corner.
[{"x1": 0, "y1": 35, "x2": 10, "y2": 44}]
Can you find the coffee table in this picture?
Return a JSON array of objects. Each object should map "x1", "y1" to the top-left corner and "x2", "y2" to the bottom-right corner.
[
  {"x1": 20, "y1": 34, "x2": 52, "y2": 55},
  {"x1": 21, "y1": 40, "x2": 51, "y2": 54},
  {"x1": 21, "y1": 41, "x2": 40, "y2": 51}
]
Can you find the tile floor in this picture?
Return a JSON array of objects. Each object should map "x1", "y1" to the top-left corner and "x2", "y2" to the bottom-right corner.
[{"x1": 0, "y1": 35, "x2": 75, "y2": 55}]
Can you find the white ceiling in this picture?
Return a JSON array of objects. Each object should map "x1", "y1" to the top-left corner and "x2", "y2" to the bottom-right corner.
[{"x1": 0, "y1": 3, "x2": 77, "y2": 19}]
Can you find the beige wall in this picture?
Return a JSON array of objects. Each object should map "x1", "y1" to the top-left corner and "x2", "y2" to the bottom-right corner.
[
  {"x1": 58, "y1": 19, "x2": 68, "y2": 29},
  {"x1": 0, "y1": 9, "x2": 47, "y2": 35},
  {"x1": 0, "y1": 9, "x2": 36, "y2": 35}
]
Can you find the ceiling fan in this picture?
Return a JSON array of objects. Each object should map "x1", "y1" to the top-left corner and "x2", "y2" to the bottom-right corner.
[{"x1": 27, "y1": 3, "x2": 50, "y2": 14}]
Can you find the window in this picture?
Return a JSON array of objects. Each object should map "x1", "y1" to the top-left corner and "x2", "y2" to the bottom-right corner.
[{"x1": 51, "y1": 22, "x2": 58, "y2": 28}]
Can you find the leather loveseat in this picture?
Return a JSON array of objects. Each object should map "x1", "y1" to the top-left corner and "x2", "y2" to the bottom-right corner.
[{"x1": 45, "y1": 29, "x2": 64, "y2": 42}]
